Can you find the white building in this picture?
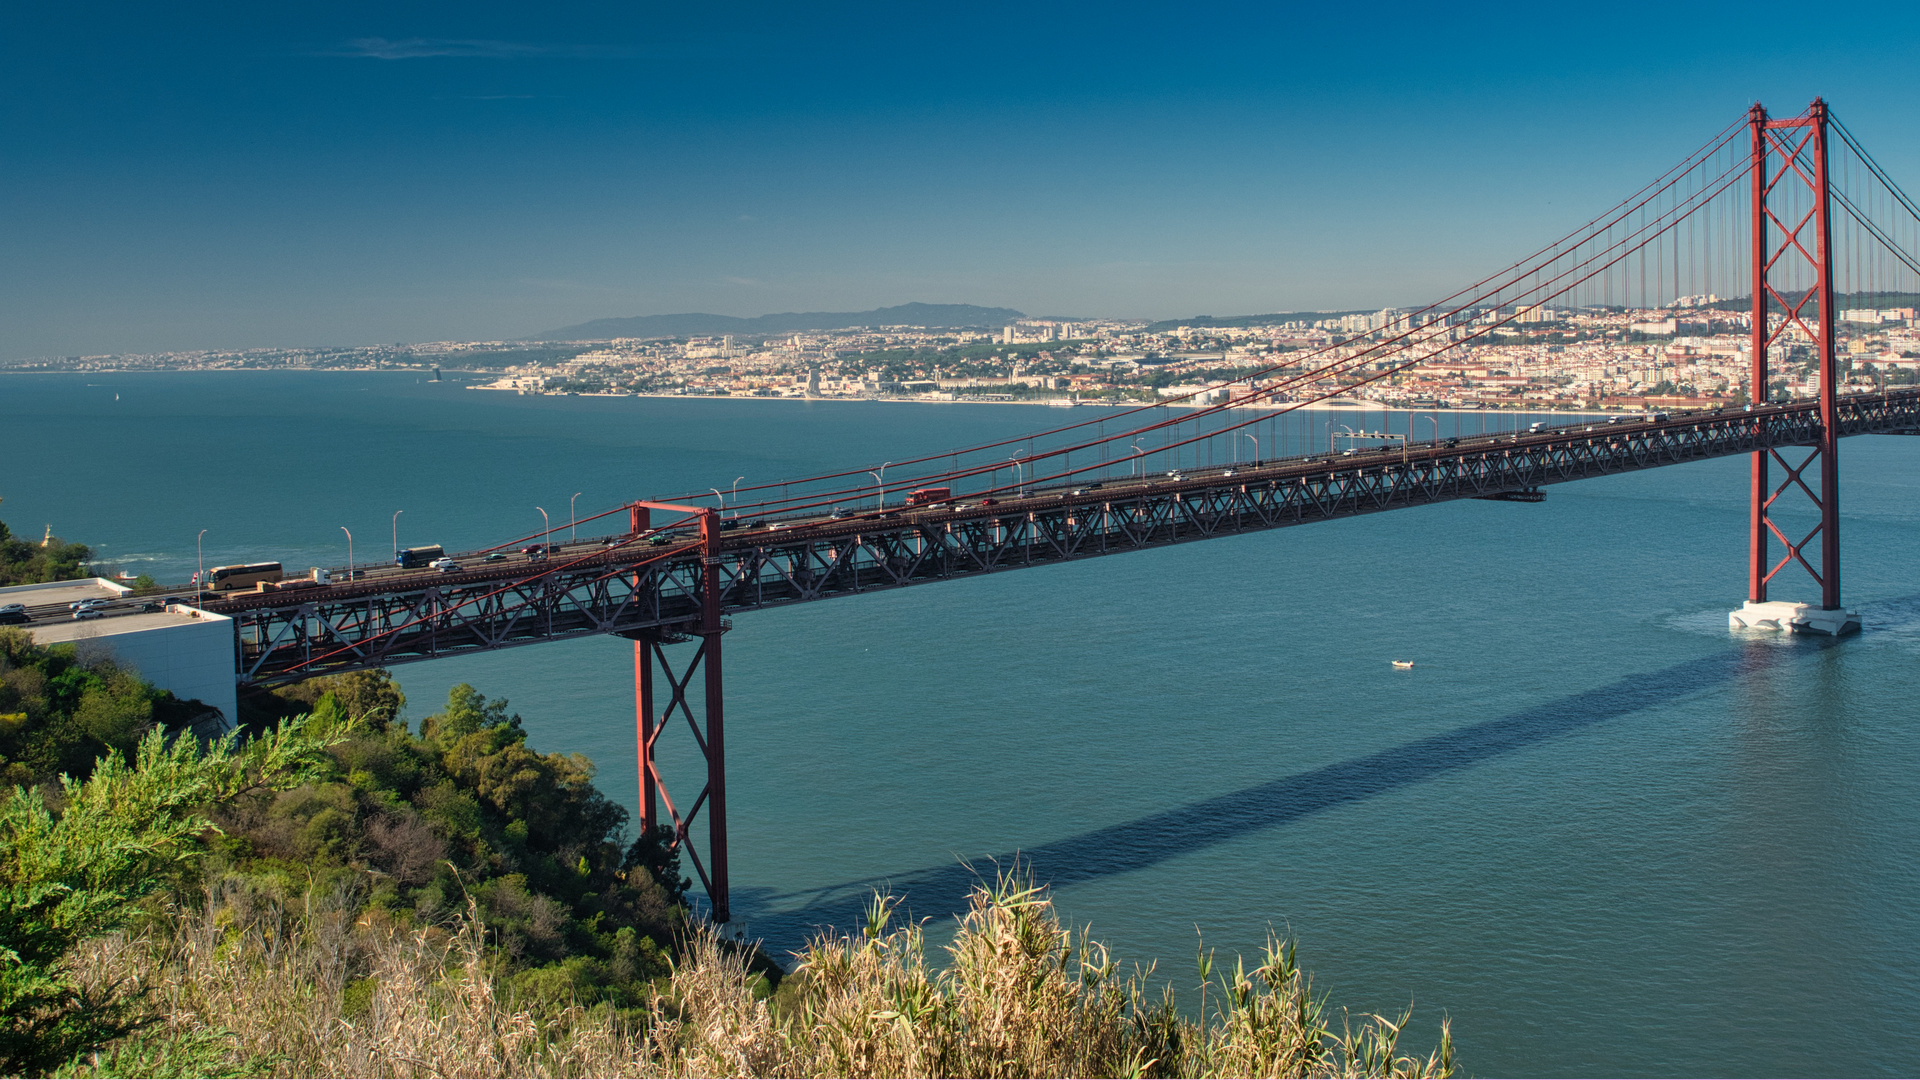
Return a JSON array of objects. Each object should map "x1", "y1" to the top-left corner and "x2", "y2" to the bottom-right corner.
[{"x1": 6, "y1": 577, "x2": 237, "y2": 724}]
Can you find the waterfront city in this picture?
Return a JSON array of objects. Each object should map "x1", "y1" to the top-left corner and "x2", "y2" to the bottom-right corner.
[{"x1": 14, "y1": 301, "x2": 1918, "y2": 411}]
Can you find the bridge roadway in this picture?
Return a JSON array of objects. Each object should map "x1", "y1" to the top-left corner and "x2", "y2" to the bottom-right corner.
[{"x1": 206, "y1": 387, "x2": 1920, "y2": 685}]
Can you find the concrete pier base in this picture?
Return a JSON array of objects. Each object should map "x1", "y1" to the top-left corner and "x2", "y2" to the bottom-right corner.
[{"x1": 1729, "y1": 600, "x2": 1860, "y2": 637}]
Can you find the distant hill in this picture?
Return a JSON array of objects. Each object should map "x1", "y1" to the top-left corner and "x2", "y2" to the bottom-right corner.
[
  {"x1": 1142, "y1": 310, "x2": 1376, "y2": 333},
  {"x1": 529, "y1": 303, "x2": 1027, "y2": 341},
  {"x1": 1703, "y1": 291, "x2": 1920, "y2": 313}
]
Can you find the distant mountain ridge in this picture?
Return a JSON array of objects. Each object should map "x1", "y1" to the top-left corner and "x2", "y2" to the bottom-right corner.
[{"x1": 530, "y1": 303, "x2": 1026, "y2": 340}]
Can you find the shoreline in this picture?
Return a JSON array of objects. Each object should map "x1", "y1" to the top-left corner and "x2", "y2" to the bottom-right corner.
[{"x1": 4, "y1": 367, "x2": 1637, "y2": 414}]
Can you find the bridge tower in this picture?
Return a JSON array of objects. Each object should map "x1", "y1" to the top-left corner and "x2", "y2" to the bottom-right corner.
[
  {"x1": 621, "y1": 502, "x2": 732, "y2": 922},
  {"x1": 1731, "y1": 98, "x2": 1860, "y2": 636}
]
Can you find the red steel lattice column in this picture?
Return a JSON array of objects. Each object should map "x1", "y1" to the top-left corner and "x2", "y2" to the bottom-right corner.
[
  {"x1": 1748, "y1": 103, "x2": 1769, "y2": 603},
  {"x1": 1809, "y1": 99, "x2": 1843, "y2": 610},
  {"x1": 635, "y1": 638, "x2": 655, "y2": 834},
  {"x1": 630, "y1": 502, "x2": 657, "y2": 835},
  {"x1": 698, "y1": 508, "x2": 729, "y2": 923}
]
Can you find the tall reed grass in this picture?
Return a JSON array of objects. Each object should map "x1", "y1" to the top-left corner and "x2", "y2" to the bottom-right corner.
[{"x1": 62, "y1": 872, "x2": 1450, "y2": 1078}]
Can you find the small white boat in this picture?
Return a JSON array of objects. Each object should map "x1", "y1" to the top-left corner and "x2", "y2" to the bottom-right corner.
[{"x1": 1391, "y1": 660, "x2": 1414, "y2": 669}]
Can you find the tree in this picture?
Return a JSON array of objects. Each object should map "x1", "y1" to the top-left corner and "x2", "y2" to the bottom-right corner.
[
  {"x1": 214, "y1": 681, "x2": 686, "y2": 1006},
  {"x1": 0, "y1": 520, "x2": 91, "y2": 588},
  {"x1": 0, "y1": 712, "x2": 350, "y2": 1074},
  {"x1": 1, "y1": 629, "x2": 220, "y2": 790}
]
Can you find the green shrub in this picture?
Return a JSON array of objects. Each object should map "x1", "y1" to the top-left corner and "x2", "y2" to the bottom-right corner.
[
  {"x1": 0, "y1": 711, "x2": 349, "y2": 1074},
  {"x1": 209, "y1": 676, "x2": 693, "y2": 1024}
]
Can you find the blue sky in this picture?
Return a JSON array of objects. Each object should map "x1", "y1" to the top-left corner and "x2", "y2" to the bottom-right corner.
[{"x1": 5, "y1": 1, "x2": 1919, "y2": 356}]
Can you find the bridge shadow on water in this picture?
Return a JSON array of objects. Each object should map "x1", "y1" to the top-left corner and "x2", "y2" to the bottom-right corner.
[{"x1": 725, "y1": 624, "x2": 1866, "y2": 949}]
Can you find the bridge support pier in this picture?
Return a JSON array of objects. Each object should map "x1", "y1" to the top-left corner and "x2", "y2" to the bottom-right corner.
[
  {"x1": 1730, "y1": 599, "x2": 1859, "y2": 636},
  {"x1": 620, "y1": 502, "x2": 733, "y2": 921},
  {"x1": 624, "y1": 626, "x2": 730, "y2": 923}
]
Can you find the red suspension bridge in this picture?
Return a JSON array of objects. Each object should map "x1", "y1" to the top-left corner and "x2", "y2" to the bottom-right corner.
[{"x1": 180, "y1": 99, "x2": 1920, "y2": 921}]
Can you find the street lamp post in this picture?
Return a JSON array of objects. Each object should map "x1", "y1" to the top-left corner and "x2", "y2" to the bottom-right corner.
[
  {"x1": 570, "y1": 492, "x2": 582, "y2": 542},
  {"x1": 196, "y1": 529, "x2": 207, "y2": 606},
  {"x1": 341, "y1": 526, "x2": 353, "y2": 582},
  {"x1": 1417, "y1": 413, "x2": 1441, "y2": 446},
  {"x1": 1242, "y1": 432, "x2": 1259, "y2": 465},
  {"x1": 868, "y1": 462, "x2": 892, "y2": 510},
  {"x1": 1008, "y1": 454, "x2": 1024, "y2": 495},
  {"x1": 1130, "y1": 441, "x2": 1145, "y2": 478},
  {"x1": 732, "y1": 476, "x2": 745, "y2": 514},
  {"x1": 537, "y1": 507, "x2": 551, "y2": 550},
  {"x1": 391, "y1": 510, "x2": 404, "y2": 563}
]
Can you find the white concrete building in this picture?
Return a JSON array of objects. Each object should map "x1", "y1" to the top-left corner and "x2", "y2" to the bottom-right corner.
[{"x1": 5, "y1": 578, "x2": 237, "y2": 723}]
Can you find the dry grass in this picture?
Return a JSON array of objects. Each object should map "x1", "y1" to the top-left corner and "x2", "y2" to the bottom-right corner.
[{"x1": 61, "y1": 873, "x2": 1451, "y2": 1078}]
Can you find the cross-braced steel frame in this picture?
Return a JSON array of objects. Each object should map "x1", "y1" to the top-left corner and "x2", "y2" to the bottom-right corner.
[
  {"x1": 618, "y1": 503, "x2": 731, "y2": 921},
  {"x1": 623, "y1": 625, "x2": 730, "y2": 921},
  {"x1": 1749, "y1": 99, "x2": 1846, "y2": 613}
]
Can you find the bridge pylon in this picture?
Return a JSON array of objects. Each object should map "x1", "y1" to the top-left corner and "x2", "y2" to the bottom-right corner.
[
  {"x1": 1731, "y1": 98, "x2": 1860, "y2": 636},
  {"x1": 620, "y1": 502, "x2": 732, "y2": 922}
]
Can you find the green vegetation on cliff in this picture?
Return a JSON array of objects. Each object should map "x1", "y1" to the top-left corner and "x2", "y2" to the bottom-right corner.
[
  {"x1": 1, "y1": 632, "x2": 705, "y2": 1073},
  {"x1": 223, "y1": 674, "x2": 691, "y2": 1009},
  {"x1": 4, "y1": 630, "x2": 1451, "y2": 1077},
  {"x1": 0, "y1": 629, "x2": 223, "y2": 789},
  {"x1": 1, "y1": 704, "x2": 348, "y2": 1074},
  {"x1": 0, "y1": 520, "x2": 92, "y2": 587}
]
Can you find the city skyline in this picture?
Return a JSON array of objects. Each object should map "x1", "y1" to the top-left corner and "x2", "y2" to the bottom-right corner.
[{"x1": 5, "y1": 1, "x2": 1920, "y2": 359}]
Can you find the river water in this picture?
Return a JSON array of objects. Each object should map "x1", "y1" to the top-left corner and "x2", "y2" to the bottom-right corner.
[{"x1": 6, "y1": 370, "x2": 1918, "y2": 1076}]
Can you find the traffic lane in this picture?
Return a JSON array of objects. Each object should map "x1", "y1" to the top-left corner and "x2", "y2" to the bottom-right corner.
[{"x1": 201, "y1": 539, "x2": 706, "y2": 613}]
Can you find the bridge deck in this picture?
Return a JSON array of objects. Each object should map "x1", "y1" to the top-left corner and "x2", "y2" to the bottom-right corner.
[{"x1": 207, "y1": 389, "x2": 1920, "y2": 684}]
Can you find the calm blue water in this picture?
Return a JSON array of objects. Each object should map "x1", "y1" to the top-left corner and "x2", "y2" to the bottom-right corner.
[{"x1": 6, "y1": 371, "x2": 1919, "y2": 1076}]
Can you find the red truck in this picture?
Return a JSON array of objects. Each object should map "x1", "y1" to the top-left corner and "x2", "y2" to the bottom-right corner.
[{"x1": 905, "y1": 487, "x2": 953, "y2": 507}]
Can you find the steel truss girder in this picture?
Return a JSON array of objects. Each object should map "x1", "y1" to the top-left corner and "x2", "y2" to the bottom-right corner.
[{"x1": 221, "y1": 389, "x2": 1920, "y2": 686}]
